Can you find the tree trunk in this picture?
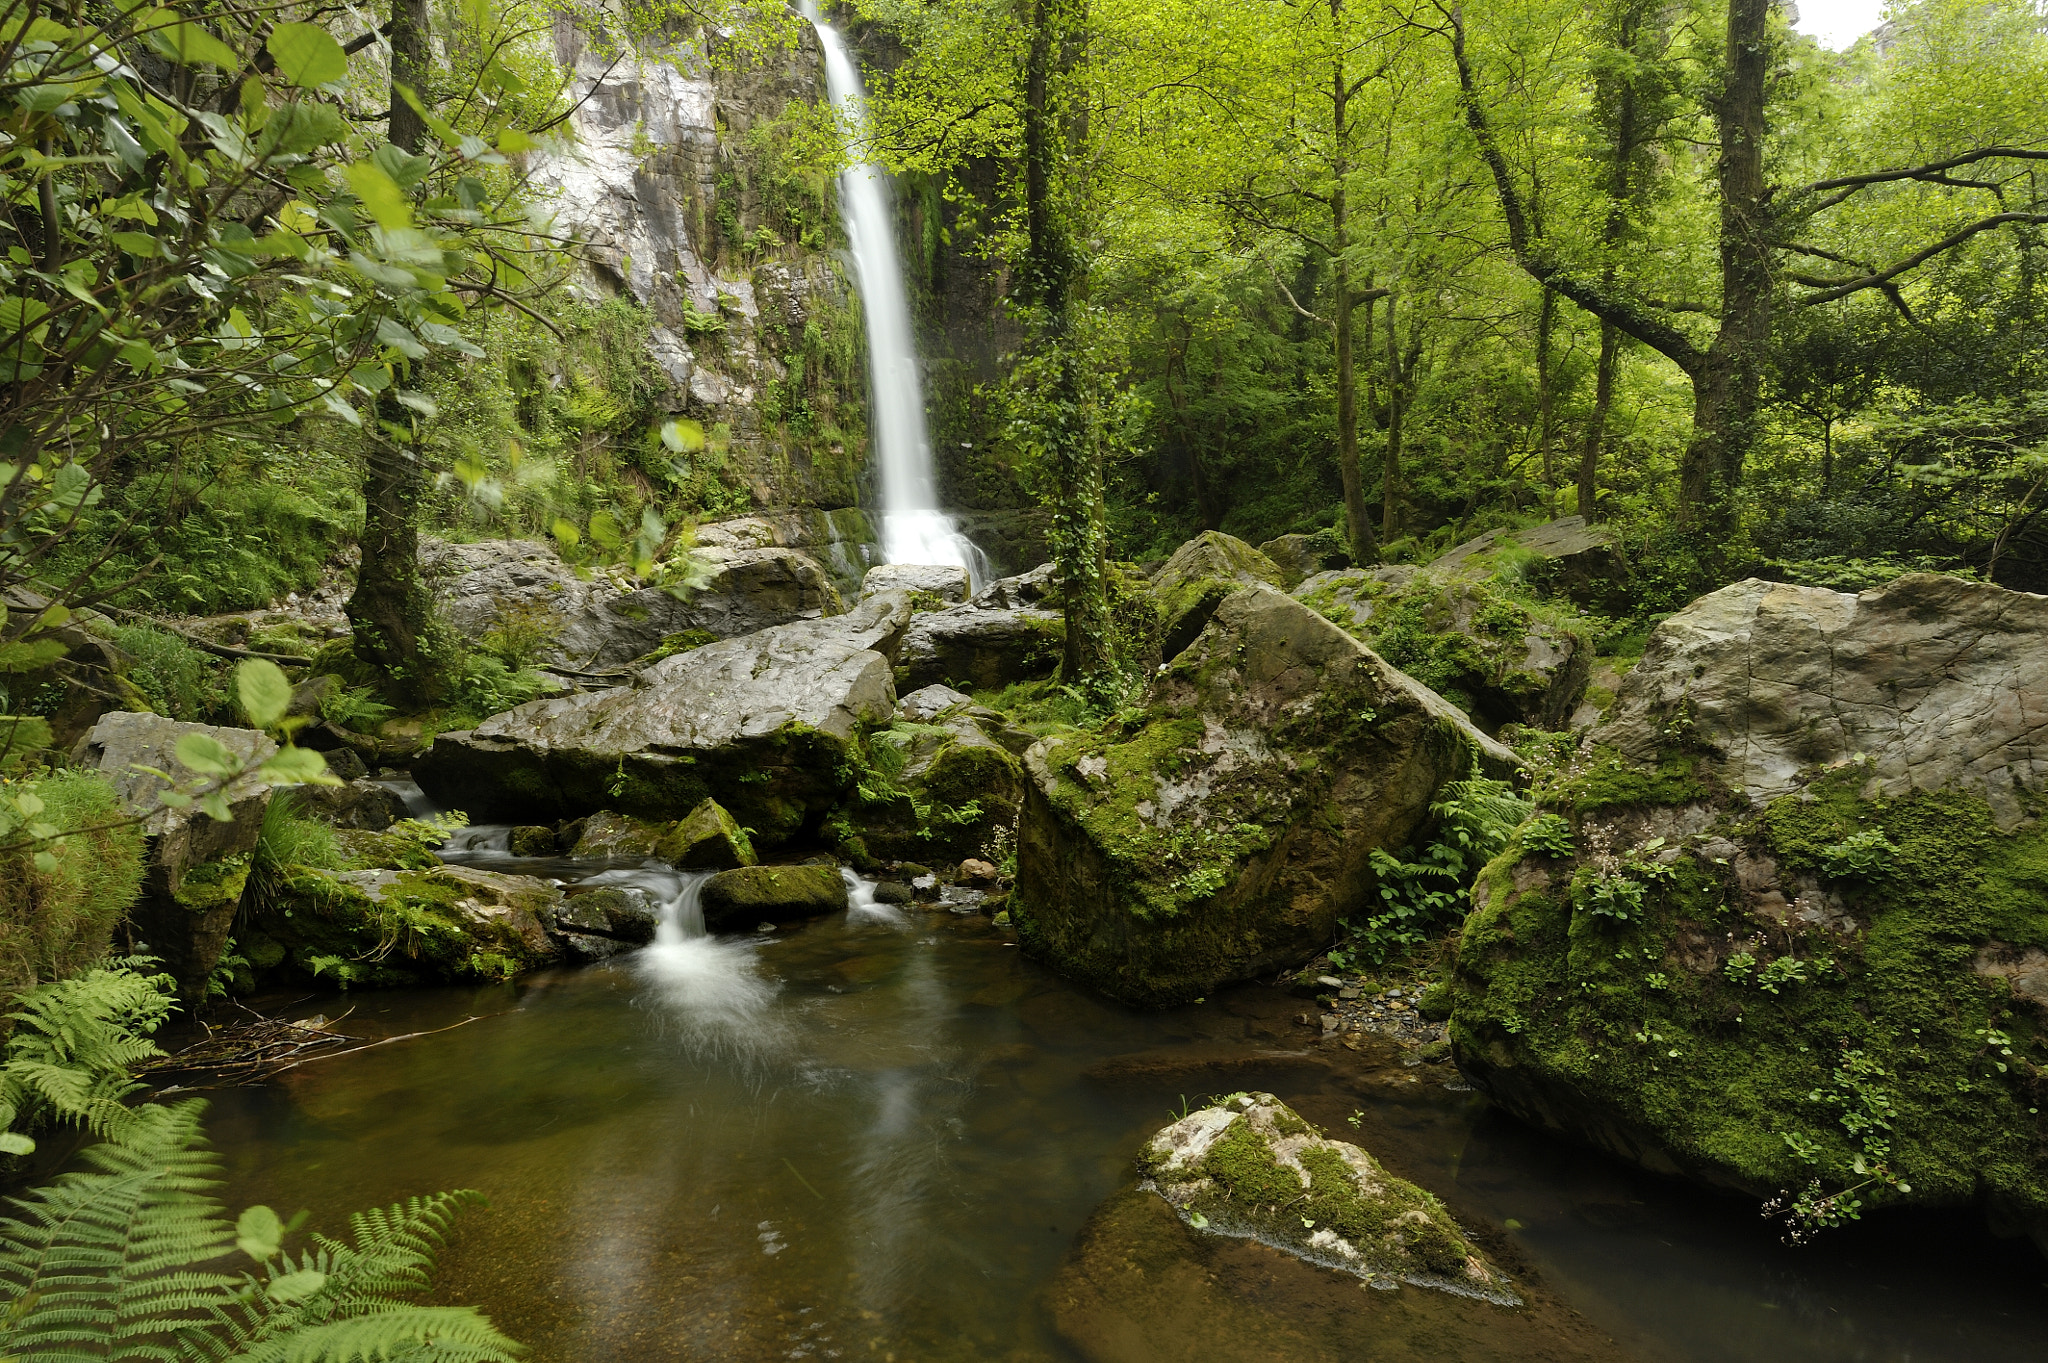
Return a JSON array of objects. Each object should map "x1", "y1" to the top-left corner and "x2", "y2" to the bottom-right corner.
[
  {"x1": 345, "y1": 0, "x2": 438, "y2": 704},
  {"x1": 1580, "y1": 320, "x2": 1619, "y2": 517},
  {"x1": 1678, "y1": 0, "x2": 1772, "y2": 532},
  {"x1": 1331, "y1": 13, "x2": 1379, "y2": 567},
  {"x1": 1381, "y1": 295, "x2": 1404, "y2": 542},
  {"x1": 1022, "y1": 0, "x2": 1111, "y2": 688},
  {"x1": 1535, "y1": 284, "x2": 1556, "y2": 508}
]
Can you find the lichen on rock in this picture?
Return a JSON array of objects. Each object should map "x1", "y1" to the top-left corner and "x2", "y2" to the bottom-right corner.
[{"x1": 1137, "y1": 1092, "x2": 1516, "y2": 1303}]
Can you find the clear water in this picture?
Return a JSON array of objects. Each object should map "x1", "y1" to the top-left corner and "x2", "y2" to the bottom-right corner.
[
  {"x1": 800, "y1": 3, "x2": 989, "y2": 587},
  {"x1": 198, "y1": 840, "x2": 2048, "y2": 1361}
]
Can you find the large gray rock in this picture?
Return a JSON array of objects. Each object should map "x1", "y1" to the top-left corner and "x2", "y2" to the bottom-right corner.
[
  {"x1": 971, "y1": 562, "x2": 1058, "y2": 610},
  {"x1": 861, "y1": 563, "x2": 970, "y2": 603},
  {"x1": 1594, "y1": 574, "x2": 2048, "y2": 824},
  {"x1": 423, "y1": 537, "x2": 843, "y2": 670},
  {"x1": 1256, "y1": 532, "x2": 1344, "y2": 589},
  {"x1": 1013, "y1": 587, "x2": 1515, "y2": 1005},
  {"x1": 72, "y1": 712, "x2": 275, "y2": 999},
  {"x1": 415, "y1": 594, "x2": 912, "y2": 843},
  {"x1": 1430, "y1": 515, "x2": 1620, "y2": 607},
  {"x1": 1151, "y1": 532, "x2": 1287, "y2": 661},
  {"x1": 895, "y1": 604, "x2": 1064, "y2": 692}
]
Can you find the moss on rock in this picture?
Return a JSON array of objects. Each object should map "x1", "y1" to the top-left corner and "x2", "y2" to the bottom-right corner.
[
  {"x1": 1138, "y1": 1092, "x2": 1516, "y2": 1301},
  {"x1": 701, "y1": 862, "x2": 847, "y2": 928},
  {"x1": 0, "y1": 769, "x2": 145, "y2": 997},
  {"x1": 260, "y1": 864, "x2": 564, "y2": 987}
]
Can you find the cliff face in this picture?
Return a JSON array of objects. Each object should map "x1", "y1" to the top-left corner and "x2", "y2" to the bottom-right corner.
[{"x1": 533, "y1": 21, "x2": 874, "y2": 539}]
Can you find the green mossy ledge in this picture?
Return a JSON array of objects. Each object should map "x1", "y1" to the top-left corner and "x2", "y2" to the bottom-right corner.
[
  {"x1": 1138, "y1": 1092, "x2": 1517, "y2": 1303},
  {"x1": 1012, "y1": 585, "x2": 1516, "y2": 1006},
  {"x1": 1450, "y1": 775, "x2": 2048, "y2": 1250}
]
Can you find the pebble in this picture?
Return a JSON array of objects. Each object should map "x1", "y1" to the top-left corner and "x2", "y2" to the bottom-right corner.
[{"x1": 1303, "y1": 974, "x2": 1449, "y2": 1054}]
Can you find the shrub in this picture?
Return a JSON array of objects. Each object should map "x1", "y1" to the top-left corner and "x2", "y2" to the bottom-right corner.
[{"x1": 0, "y1": 771, "x2": 146, "y2": 998}]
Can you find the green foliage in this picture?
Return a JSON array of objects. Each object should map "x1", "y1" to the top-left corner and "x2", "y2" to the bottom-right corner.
[
  {"x1": 319, "y1": 685, "x2": 397, "y2": 734},
  {"x1": 0, "y1": 771, "x2": 146, "y2": 997},
  {"x1": 1340, "y1": 770, "x2": 1532, "y2": 968},
  {"x1": 247, "y1": 793, "x2": 347, "y2": 916},
  {"x1": 478, "y1": 599, "x2": 563, "y2": 671},
  {"x1": 109, "y1": 624, "x2": 230, "y2": 723},
  {"x1": 0, "y1": 1100, "x2": 522, "y2": 1361},
  {"x1": 0, "y1": 961, "x2": 175, "y2": 1155}
]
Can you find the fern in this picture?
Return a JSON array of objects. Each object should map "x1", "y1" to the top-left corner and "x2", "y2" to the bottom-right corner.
[
  {"x1": 0, "y1": 1105, "x2": 522, "y2": 1361},
  {"x1": 0, "y1": 962, "x2": 176, "y2": 1152}
]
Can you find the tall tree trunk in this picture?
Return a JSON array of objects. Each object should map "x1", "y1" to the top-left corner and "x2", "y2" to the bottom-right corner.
[
  {"x1": 1535, "y1": 284, "x2": 1556, "y2": 508},
  {"x1": 1381, "y1": 295, "x2": 1404, "y2": 542},
  {"x1": 1679, "y1": 0, "x2": 1772, "y2": 532},
  {"x1": 345, "y1": 0, "x2": 438, "y2": 703},
  {"x1": 1022, "y1": 0, "x2": 1111, "y2": 687},
  {"x1": 1580, "y1": 321, "x2": 1619, "y2": 516},
  {"x1": 1330, "y1": 10, "x2": 1380, "y2": 567}
]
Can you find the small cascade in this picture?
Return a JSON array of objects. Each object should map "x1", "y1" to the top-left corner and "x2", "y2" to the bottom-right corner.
[
  {"x1": 842, "y1": 868, "x2": 907, "y2": 926},
  {"x1": 801, "y1": 3, "x2": 990, "y2": 588},
  {"x1": 621, "y1": 868, "x2": 786, "y2": 1057},
  {"x1": 375, "y1": 774, "x2": 439, "y2": 821}
]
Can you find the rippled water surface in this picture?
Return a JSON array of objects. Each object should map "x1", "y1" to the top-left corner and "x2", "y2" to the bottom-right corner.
[{"x1": 198, "y1": 843, "x2": 2048, "y2": 1362}]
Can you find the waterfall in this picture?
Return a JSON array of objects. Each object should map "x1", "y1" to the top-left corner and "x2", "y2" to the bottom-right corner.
[{"x1": 802, "y1": 4, "x2": 991, "y2": 586}]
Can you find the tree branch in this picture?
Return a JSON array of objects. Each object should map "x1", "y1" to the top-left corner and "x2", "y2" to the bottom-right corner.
[{"x1": 1795, "y1": 212, "x2": 2048, "y2": 304}]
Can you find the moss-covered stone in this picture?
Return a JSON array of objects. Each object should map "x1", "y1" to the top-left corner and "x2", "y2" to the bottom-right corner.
[
  {"x1": 1138, "y1": 1093, "x2": 1515, "y2": 1301},
  {"x1": 258, "y1": 864, "x2": 564, "y2": 987},
  {"x1": 836, "y1": 719, "x2": 1023, "y2": 866},
  {"x1": 701, "y1": 862, "x2": 847, "y2": 928},
  {"x1": 1149, "y1": 531, "x2": 1286, "y2": 662},
  {"x1": 1012, "y1": 586, "x2": 1516, "y2": 1006}
]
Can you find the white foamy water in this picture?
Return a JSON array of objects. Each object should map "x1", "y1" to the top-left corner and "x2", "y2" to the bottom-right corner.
[
  {"x1": 602, "y1": 867, "x2": 787, "y2": 1060},
  {"x1": 843, "y1": 868, "x2": 907, "y2": 926},
  {"x1": 801, "y1": 3, "x2": 989, "y2": 589}
]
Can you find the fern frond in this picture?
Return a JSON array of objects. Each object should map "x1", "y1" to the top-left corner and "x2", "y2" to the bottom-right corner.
[
  {"x1": 214, "y1": 1305, "x2": 523, "y2": 1362},
  {"x1": 0, "y1": 1101, "x2": 237, "y2": 1360}
]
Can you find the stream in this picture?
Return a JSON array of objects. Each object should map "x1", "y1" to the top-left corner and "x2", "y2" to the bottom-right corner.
[{"x1": 200, "y1": 836, "x2": 2048, "y2": 1361}]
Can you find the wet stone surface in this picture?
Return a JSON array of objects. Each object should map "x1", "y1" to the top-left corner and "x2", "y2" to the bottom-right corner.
[{"x1": 1302, "y1": 979, "x2": 1451, "y2": 1058}]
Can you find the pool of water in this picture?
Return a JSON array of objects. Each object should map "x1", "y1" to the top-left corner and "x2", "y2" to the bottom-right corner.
[{"x1": 196, "y1": 841, "x2": 2048, "y2": 1361}]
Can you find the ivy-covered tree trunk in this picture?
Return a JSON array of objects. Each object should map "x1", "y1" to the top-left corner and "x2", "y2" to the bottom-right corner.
[
  {"x1": 1329, "y1": 14, "x2": 1380, "y2": 568},
  {"x1": 345, "y1": 0, "x2": 439, "y2": 704},
  {"x1": 1022, "y1": 0, "x2": 1113, "y2": 689}
]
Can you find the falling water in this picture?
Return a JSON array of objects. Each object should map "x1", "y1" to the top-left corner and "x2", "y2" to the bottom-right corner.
[{"x1": 802, "y1": 3, "x2": 991, "y2": 586}]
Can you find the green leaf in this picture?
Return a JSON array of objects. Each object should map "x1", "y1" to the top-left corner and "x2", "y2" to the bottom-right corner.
[
  {"x1": 30, "y1": 851, "x2": 56, "y2": 874},
  {"x1": 236, "y1": 1204, "x2": 283, "y2": 1261},
  {"x1": 267, "y1": 22, "x2": 347, "y2": 88},
  {"x1": 236, "y1": 658, "x2": 292, "y2": 728},
  {"x1": 257, "y1": 745, "x2": 339, "y2": 787},
  {"x1": 345, "y1": 160, "x2": 412, "y2": 230},
  {"x1": 0, "y1": 1130, "x2": 34, "y2": 1155},
  {"x1": 149, "y1": 18, "x2": 242, "y2": 69},
  {"x1": 110, "y1": 231, "x2": 159, "y2": 258},
  {"x1": 173, "y1": 732, "x2": 237, "y2": 777},
  {"x1": 198, "y1": 789, "x2": 232, "y2": 821},
  {"x1": 551, "y1": 518, "x2": 581, "y2": 548},
  {"x1": 660, "y1": 418, "x2": 705, "y2": 453},
  {"x1": 266, "y1": 1267, "x2": 329, "y2": 1301}
]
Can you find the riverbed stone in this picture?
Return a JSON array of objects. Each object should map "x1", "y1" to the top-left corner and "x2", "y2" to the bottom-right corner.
[
  {"x1": 1013, "y1": 586, "x2": 1515, "y2": 1005},
  {"x1": 861, "y1": 563, "x2": 971, "y2": 603},
  {"x1": 1151, "y1": 531, "x2": 1288, "y2": 662},
  {"x1": 894, "y1": 604, "x2": 1064, "y2": 691},
  {"x1": 414, "y1": 594, "x2": 912, "y2": 843},
  {"x1": 553, "y1": 886, "x2": 658, "y2": 944},
  {"x1": 1294, "y1": 566, "x2": 1592, "y2": 732},
  {"x1": 257, "y1": 863, "x2": 564, "y2": 985},
  {"x1": 71, "y1": 711, "x2": 277, "y2": 999},
  {"x1": 1448, "y1": 573, "x2": 2048, "y2": 1251},
  {"x1": 423, "y1": 536, "x2": 844, "y2": 670},
  {"x1": 1136, "y1": 1092, "x2": 1513, "y2": 1299},
  {"x1": 566, "y1": 805, "x2": 757, "y2": 867},
  {"x1": 839, "y1": 708, "x2": 1026, "y2": 867},
  {"x1": 701, "y1": 863, "x2": 848, "y2": 928}
]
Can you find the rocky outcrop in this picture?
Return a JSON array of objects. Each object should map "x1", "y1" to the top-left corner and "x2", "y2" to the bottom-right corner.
[
  {"x1": 1295, "y1": 566, "x2": 1592, "y2": 732},
  {"x1": 839, "y1": 697, "x2": 1026, "y2": 866},
  {"x1": 1150, "y1": 532, "x2": 1287, "y2": 662},
  {"x1": 972, "y1": 562, "x2": 1058, "y2": 610},
  {"x1": 702, "y1": 863, "x2": 847, "y2": 928},
  {"x1": 1430, "y1": 515, "x2": 1621, "y2": 609},
  {"x1": 894, "y1": 603, "x2": 1063, "y2": 692},
  {"x1": 423, "y1": 537, "x2": 842, "y2": 670},
  {"x1": 72, "y1": 712, "x2": 275, "y2": 999},
  {"x1": 1013, "y1": 586, "x2": 1515, "y2": 1005},
  {"x1": 861, "y1": 563, "x2": 970, "y2": 603},
  {"x1": 415, "y1": 594, "x2": 912, "y2": 843},
  {"x1": 565, "y1": 799, "x2": 757, "y2": 868},
  {"x1": 1448, "y1": 573, "x2": 2048, "y2": 1251},
  {"x1": 1137, "y1": 1093, "x2": 1513, "y2": 1300},
  {"x1": 1256, "y1": 532, "x2": 1346, "y2": 590}
]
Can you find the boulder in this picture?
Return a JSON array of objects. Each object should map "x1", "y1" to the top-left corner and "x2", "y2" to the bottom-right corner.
[
  {"x1": 551, "y1": 886, "x2": 659, "y2": 953},
  {"x1": 701, "y1": 863, "x2": 848, "y2": 929},
  {"x1": 896, "y1": 684, "x2": 975, "y2": 723},
  {"x1": 1150, "y1": 532, "x2": 1287, "y2": 662},
  {"x1": 1294, "y1": 567, "x2": 1592, "y2": 732},
  {"x1": 263, "y1": 863, "x2": 565, "y2": 985},
  {"x1": 895, "y1": 604, "x2": 1064, "y2": 692},
  {"x1": 414, "y1": 594, "x2": 911, "y2": 843},
  {"x1": 423, "y1": 537, "x2": 844, "y2": 670},
  {"x1": 508, "y1": 824, "x2": 558, "y2": 856},
  {"x1": 1013, "y1": 586, "x2": 1515, "y2": 1005},
  {"x1": 1256, "y1": 532, "x2": 1345, "y2": 589},
  {"x1": 1136, "y1": 1093, "x2": 1513, "y2": 1300},
  {"x1": 861, "y1": 563, "x2": 970, "y2": 603},
  {"x1": 71, "y1": 712, "x2": 276, "y2": 999},
  {"x1": 564, "y1": 802, "x2": 757, "y2": 868},
  {"x1": 839, "y1": 711, "x2": 1025, "y2": 866},
  {"x1": 1448, "y1": 573, "x2": 2048, "y2": 1251},
  {"x1": 292, "y1": 777, "x2": 403, "y2": 831},
  {"x1": 971, "y1": 561, "x2": 1058, "y2": 610},
  {"x1": 1428, "y1": 515, "x2": 1621, "y2": 609}
]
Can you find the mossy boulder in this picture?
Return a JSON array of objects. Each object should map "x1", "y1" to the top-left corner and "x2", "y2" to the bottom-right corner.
[
  {"x1": 701, "y1": 863, "x2": 848, "y2": 929},
  {"x1": 72, "y1": 711, "x2": 276, "y2": 999},
  {"x1": 1295, "y1": 567, "x2": 1592, "y2": 733},
  {"x1": 1012, "y1": 585, "x2": 1515, "y2": 1005},
  {"x1": 836, "y1": 714, "x2": 1025, "y2": 866},
  {"x1": 1149, "y1": 531, "x2": 1287, "y2": 661},
  {"x1": 1137, "y1": 1092, "x2": 1514, "y2": 1300},
  {"x1": 262, "y1": 863, "x2": 566, "y2": 986},
  {"x1": 567, "y1": 800, "x2": 757, "y2": 868},
  {"x1": 415, "y1": 594, "x2": 911, "y2": 844},
  {"x1": 1449, "y1": 574, "x2": 2048, "y2": 1250},
  {"x1": 549, "y1": 886, "x2": 659, "y2": 960}
]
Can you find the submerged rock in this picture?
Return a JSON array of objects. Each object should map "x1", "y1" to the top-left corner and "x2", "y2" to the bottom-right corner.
[
  {"x1": 1136, "y1": 1092, "x2": 1513, "y2": 1300},
  {"x1": 1150, "y1": 531, "x2": 1287, "y2": 662},
  {"x1": 415, "y1": 594, "x2": 911, "y2": 843},
  {"x1": 423, "y1": 537, "x2": 843, "y2": 670},
  {"x1": 701, "y1": 863, "x2": 847, "y2": 928},
  {"x1": 1449, "y1": 573, "x2": 2048, "y2": 1250},
  {"x1": 551, "y1": 886, "x2": 659, "y2": 959},
  {"x1": 72, "y1": 712, "x2": 275, "y2": 999},
  {"x1": 1013, "y1": 586, "x2": 1514, "y2": 1005}
]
